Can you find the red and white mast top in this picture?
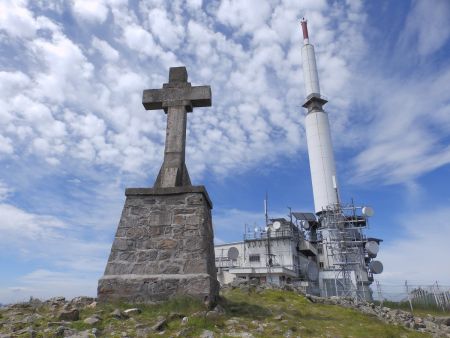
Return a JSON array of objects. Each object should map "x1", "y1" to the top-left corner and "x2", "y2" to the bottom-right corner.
[{"x1": 300, "y1": 18, "x2": 309, "y2": 45}]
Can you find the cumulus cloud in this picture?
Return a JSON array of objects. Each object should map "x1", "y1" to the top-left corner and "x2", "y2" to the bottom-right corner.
[
  {"x1": 91, "y1": 37, "x2": 119, "y2": 61},
  {"x1": 0, "y1": 0, "x2": 367, "y2": 182},
  {"x1": 70, "y1": 0, "x2": 109, "y2": 24},
  {"x1": 0, "y1": 0, "x2": 38, "y2": 39}
]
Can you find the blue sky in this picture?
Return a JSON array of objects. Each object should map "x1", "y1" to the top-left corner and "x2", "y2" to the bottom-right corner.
[{"x1": 1, "y1": 0, "x2": 450, "y2": 303}]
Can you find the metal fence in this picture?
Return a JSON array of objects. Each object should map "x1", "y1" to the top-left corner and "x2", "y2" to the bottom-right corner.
[{"x1": 372, "y1": 280, "x2": 450, "y2": 312}]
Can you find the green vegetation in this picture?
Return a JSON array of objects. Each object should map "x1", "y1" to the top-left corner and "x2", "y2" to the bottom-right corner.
[{"x1": 0, "y1": 289, "x2": 433, "y2": 337}]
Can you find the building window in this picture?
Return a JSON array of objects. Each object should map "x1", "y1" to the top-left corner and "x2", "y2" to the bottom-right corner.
[
  {"x1": 319, "y1": 262, "x2": 324, "y2": 268},
  {"x1": 249, "y1": 254, "x2": 260, "y2": 262},
  {"x1": 318, "y1": 247, "x2": 323, "y2": 254}
]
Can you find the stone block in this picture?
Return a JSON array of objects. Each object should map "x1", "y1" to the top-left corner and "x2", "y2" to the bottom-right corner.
[{"x1": 98, "y1": 186, "x2": 218, "y2": 304}]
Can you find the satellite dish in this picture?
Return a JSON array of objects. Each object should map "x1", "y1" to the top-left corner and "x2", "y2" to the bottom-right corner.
[
  {"x1": 254, "y1": 227, "x2": 259, "y2": 233},
  {"x1": 227, "y1": 247, "x2": 239, "y2": 260},
  {"x1": 365, "y1": 241, "x2": 379, "y2": 257},
  {"x1": 302, "y1": 220, "x2": 310, "y2": 230},
  {"x1": 273, "y1": 221, "x2": 281, "y2": 230},
  {"x1": 369, "y1": 260, "x2": 383, "y2": 274},
  {"x1": 362, "y1": 206, "x2": 374, "y2": 217},
  {"x1": 307, "y1": 261, "x2": 319, "y2": 281}
]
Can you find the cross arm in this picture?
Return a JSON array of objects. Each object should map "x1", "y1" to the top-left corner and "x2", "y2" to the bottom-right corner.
[{"x1": 142, "y1": 85, "x2": 212, "y2": 111}]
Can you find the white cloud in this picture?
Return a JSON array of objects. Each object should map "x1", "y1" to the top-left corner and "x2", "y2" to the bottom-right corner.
[
  {"x1": 71, "y1": 0, "x2": 109, "y2": 24},
  {"x1": 0, "y1": 0, "x2": 369, "y2": 181},
  {"x1": 216, "y1": 0, "x2": 272, "y2": 34},
  {"x1": 377, "y1": 205, "x2": 450, "y2": 285},
  {"x1": 0, "y1": 181, "x2": 13, "y2": 201},
  {"x1": 91, "y1": 37, "x2": 119, "y2": 61},
  {"x1": 0, "y1": 0, "x2": 38, "y2": 39},
  {"x1": 399, "y1": 0, "x2": 450, "y2": 56},
  {"x1": 0, "y1": 135, "x2": 13, "y2": 154},
  {"x1": 351, "y1": 67, "x2": 450, "y2": 185},
  {"x1": 147, "y1": 8, "x2": 184, "y2": 49}
]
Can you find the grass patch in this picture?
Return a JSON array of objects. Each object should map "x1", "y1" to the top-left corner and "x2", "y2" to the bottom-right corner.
[{"x1": 0, "y1": 290, "x2": 434, "y2": 337}]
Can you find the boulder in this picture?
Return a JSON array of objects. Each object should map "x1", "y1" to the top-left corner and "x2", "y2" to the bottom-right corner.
[
  {"x1": 151, "y1": 316, "x2": 167, "y2": 331},
  {"x1": 111, "y1": 309, "x2": 128, "y2": 319},
  {"x1": 83, "y1": 316, "x2": 101, "y2": 325},
  {"x1": 58, "y1": 309, "x2": 79, "y2": 321}
]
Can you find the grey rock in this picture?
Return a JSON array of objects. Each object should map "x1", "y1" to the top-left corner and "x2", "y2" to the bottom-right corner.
[
  {"x1": 111, "y1": 309, "x2": 128, "y2": 319},
  {"x1": 15, "y1": 326, "x2": 37, "y2": 338},
  {"x1": 70, "y1": 297, "x2": 95, "y2": 308},
  {"x1": 274, "y1": 314, "x2": 284, "y2": 321},
  {"x1": 176, "y1": 327, "x2": 193, "y2": 336},
  {"x1": 225, "y1": 319, "x2": 240, "y2": 326},
  {"x1": 65, "y1": 330, "x2": 91, "y2": 338},
  {"x1": 213, "y1": 304, "x2": 225, "y2": 314},
  {"x1": 55, "y1": 326, "x2": 69, "y2": 337},
  {"x1": 200, "y1": 330, "x2": 215, "y2": 338},
  {"x1": 136, "y1": 328, "x2": 153, "y2": 337},
  {"x1": 181, "y1": 316, "x2": 189, "y2": 325},
  {"x1": 444, "y1": 317, "x2": 450, "y2": 326},
  {"x1": 83, "y1": 316, "x2": 101, "y2": 325},
  {"x1": 205, "y1": 310, "x2": 223, "y2": 319},
  {"x1": 123, "y1": 308, "x2": 141, "y2": 315},
  {"x1": 151, "y1": 316, "x2": 167, "y2": 331},
  {"x1": 49, "y1": 296, "x2": 66, "y2": 303},
  {"x1": 58, "y1": 309, "x2": 79, "y2": 321}
]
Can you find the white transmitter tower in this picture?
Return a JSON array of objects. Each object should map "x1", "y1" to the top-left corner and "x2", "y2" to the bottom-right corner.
[{"x1": 300, "y1": 18, "x2": 383, "y2": 301}]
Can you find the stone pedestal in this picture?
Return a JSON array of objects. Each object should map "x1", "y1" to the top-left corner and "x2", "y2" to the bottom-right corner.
[{"x1": 98, "y1": 186, "x2": 219, "y2": 303}]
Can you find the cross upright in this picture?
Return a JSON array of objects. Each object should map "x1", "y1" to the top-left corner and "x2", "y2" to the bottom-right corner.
[{"x1": 142, "y1": 67, "x2": 212, "y2": 188}]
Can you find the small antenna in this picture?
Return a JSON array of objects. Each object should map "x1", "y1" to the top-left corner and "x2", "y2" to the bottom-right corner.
[{"x1": 264, "y1": 191, "x2": 269, "y2": 226}]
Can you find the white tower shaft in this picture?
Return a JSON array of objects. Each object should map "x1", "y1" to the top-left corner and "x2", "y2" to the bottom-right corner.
[
  {"x1": 301, "y1": 19, "x2": 339, "y2": 213},
  {"x1": 302, "y1": 44, "x2": 320, "y2": 96}
]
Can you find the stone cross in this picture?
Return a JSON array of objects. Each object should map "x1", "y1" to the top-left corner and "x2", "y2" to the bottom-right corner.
[{"x1": 142, "y1": 67, "x2": 211, "y2": 188}]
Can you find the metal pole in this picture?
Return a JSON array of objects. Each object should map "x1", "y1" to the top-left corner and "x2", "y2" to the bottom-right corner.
[
  {"x1": 433, "y1": 281, "x2": 445, "y2": 312},
  {"x1": 376, "y1": 280, "x2": 383, "y2": 307},
  {"x1": 405, "y1": 280, "x2": 414, "y2": 313}
]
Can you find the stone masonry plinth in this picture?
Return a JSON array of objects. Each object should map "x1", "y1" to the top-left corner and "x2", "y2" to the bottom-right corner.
[{"x1": 98, "y1": 186, "x2": 219, "y2": 303}]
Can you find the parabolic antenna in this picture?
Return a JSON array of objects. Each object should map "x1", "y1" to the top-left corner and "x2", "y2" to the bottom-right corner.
[
  {"x1": 362, "y1": 206, "x2": 375, "y2": 217},
  {"x1": 369, "y1": 260, "x2": 383, "y2": 274},
  {"x1": 227, "y1": 247, "x2": 239, "y2": 260},
  {"x1": 273, "y1": 221, "x2": 281, "y2": 230},
  {"x1": 307, "y1": 261, "x2": 319, "y2": 281},
  {"x1": 302, "y1": 220, "x2": 310, "y2": 230},
  {"x1": 254, "y1": 227, "x2": 259, "y2": 233},
  {"x1": 365, "y1": 241, "x2": 379, "y2": 257}
]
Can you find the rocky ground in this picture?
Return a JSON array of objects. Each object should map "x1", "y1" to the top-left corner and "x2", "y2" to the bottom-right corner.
[{"x1": 0, "y1": 283, "x2": 449, "y2": 337}]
